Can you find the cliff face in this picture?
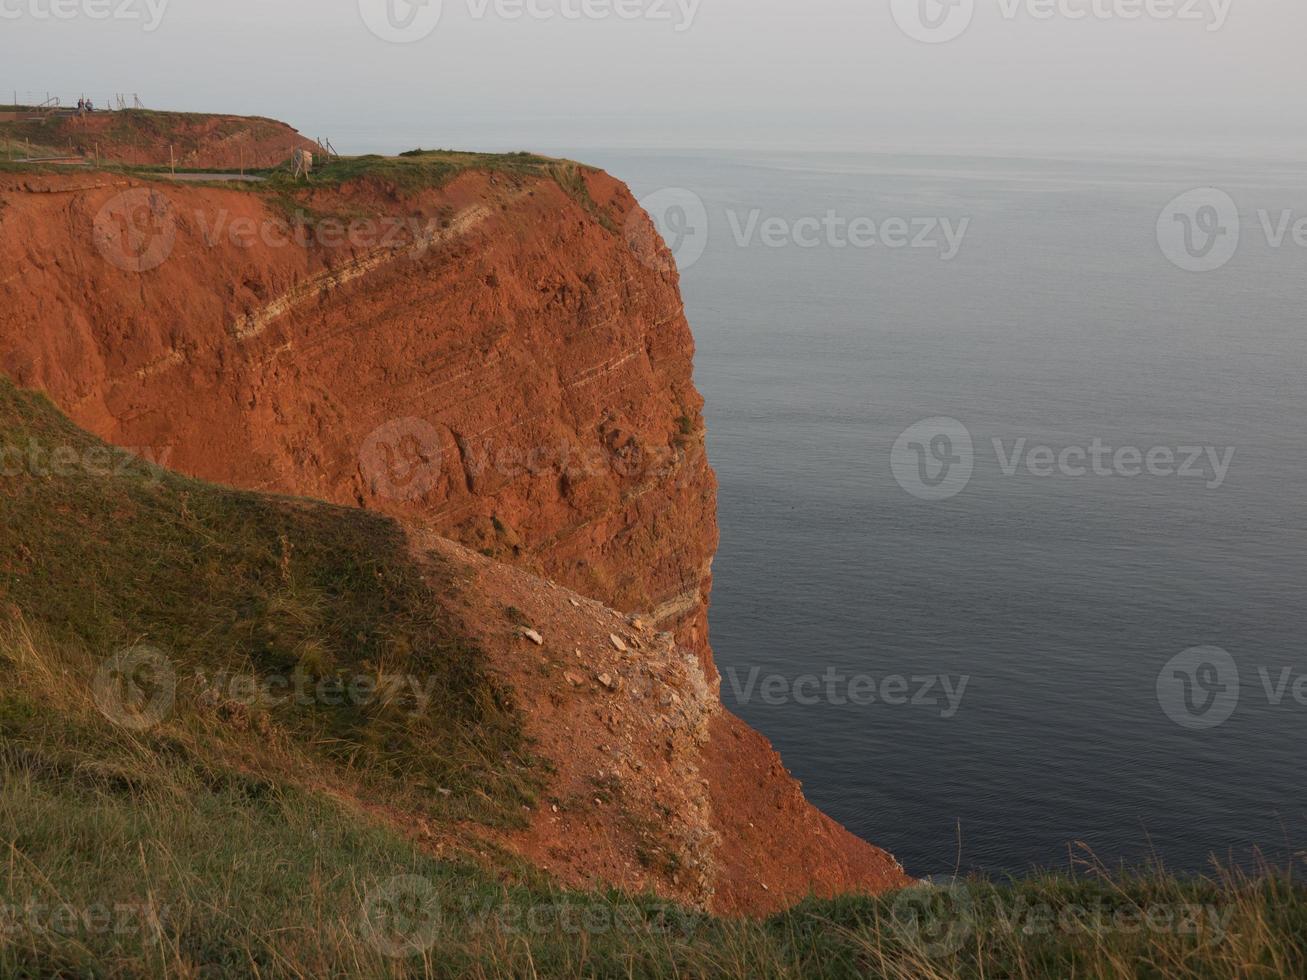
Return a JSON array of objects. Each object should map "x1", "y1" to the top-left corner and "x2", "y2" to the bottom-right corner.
[{"x1": 0, "y1": 163, "x2": 908, "y2": 913}]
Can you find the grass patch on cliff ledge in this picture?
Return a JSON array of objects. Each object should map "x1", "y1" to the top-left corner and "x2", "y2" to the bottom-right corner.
[
  {"x1": 274, "y1": 148, "x2": 557, "y2": 190},
  {"x1": 263, "y1": 151, "x2": 619, "y2": 230}
]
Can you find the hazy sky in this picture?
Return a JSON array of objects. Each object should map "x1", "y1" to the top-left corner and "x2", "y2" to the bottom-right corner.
[{"x1": 3, "y1": 0, "x2": 1304, "y2": 158}]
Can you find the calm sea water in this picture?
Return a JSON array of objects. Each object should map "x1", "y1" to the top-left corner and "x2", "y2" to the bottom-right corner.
[{"x1": 578, "y1": 149, "x2": 1307, "y2": 879}]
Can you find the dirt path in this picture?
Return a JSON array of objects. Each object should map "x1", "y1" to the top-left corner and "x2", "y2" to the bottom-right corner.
[{"x1": 164, "y1": 173, "x2": 266, "y2": 183}]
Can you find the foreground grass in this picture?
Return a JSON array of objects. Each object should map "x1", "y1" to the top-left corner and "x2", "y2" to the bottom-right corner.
[{"x1": 1, "y1": 639, "x2": 1302, "y2": 980}]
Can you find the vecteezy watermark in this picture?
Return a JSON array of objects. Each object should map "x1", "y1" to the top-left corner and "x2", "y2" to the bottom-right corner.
[
  {"x1": 725, "y1": 209, "x2": 969, "y2": 260},
  {"x1": 891, "y1": 0, "x2": 1231, "y2": 44},
  {"x1": 0, "y1": 901, "x2": 169, "y2": 941},
  {"x1": 0, "y1": 0, "x2": 170, "y2": 31},
  {"x1": 460, "y1": 435, "x2": 692, "y2": 484},
  {"x1": 464, "y1": 0, "x2": 701, "y2": 30},
  {"x1": 724, "y1": 667, "x2": 970, "y2": 718},
  {"x1": 1158, "y1": 647, "x2": 1307, "y2": 731},
  {"x1": 1157, "y1": 647, "x2": 1240, "y2": 730},
  {"x1": 891, "y1": 418, "x2": 976, "y2": 502},
  {"x1": 358, "y1": 0, "x2": 701, "y2": 43},
  {"x1": 360, "y1": 877, "x2": 700, "y2": 954},
  {"x1": 93, "y1": 189, "x2": 178, "y2": 274},
  {"x1": 628, "y1": 187, "x2": 710, "y2": 272},
  {"x1": 194, "y1": 211, "x2": 444, "y2": 256},
  {"x1": 1157, "y1": 188, "x2": 1241, "y2": 272},
  {"x1": 92, "y1": 648, "x2": 449, "y2": 732},
  {"x1": 450, "y1": 897, "x2": 701, "y2": 938},
  {"x1": 358, "y1": 424, "x2": 705, "y2": 508},
  {"x1": 890, "y1": 881, "x2": 1233, "y2": 957},
  {"x1": 890, "y1": 0, "x2": 977, "y2": 44},
  {"x1": 629, "y1": 187, "x2": 970, "y2": 272},
  {"x1": 359, "y1": 418, "x2": 445, "y2": 502},
  {"x1": 0, "y1": 440, "x2": 172, "y2": 483},
  {"x1": 358, "y1": 0, "x2": 444, "y2": 42},
  {"x1": 193, "y1": 666, "x2": 444, "y2": 718},
  {"x1": 1159, "y1": 187, "x2": 1307, "y2": 272},
  {"x1": 92, "y1": 646, "x2": 177, "y2": 732},
  {"x1": 94, "y1": 189, "x2": 452, "y2": 275},
  {"x1": 891, "y1": 881, "x2": 976, "y2": 955},
  {"x1": 361, "y1": 875, "x2": 442, "y2": 958},
  {"x1": 892, "y1": 418, "x2": 1236, "y2": 501}
]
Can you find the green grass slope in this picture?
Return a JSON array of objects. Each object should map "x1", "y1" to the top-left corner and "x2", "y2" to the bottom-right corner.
[{"x1": 0, "y1": 377, "x2": 535, "y2": 824}]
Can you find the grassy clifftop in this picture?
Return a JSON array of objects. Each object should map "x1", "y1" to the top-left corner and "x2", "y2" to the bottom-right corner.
[{"x1": 0, "y1": 108, "x2": 319, "y2": 168}]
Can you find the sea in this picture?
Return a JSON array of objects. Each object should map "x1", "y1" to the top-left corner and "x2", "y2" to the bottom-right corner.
[{"x1": 587, "y1": 148, "x2": 1307, "y2": 879}]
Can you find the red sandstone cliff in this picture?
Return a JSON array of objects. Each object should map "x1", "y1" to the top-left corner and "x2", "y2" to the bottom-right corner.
[{"x1": 0, "y1": 159, "x2": 908, "y2": 913}]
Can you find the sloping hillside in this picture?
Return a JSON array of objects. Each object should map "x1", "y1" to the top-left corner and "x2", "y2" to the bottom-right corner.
[{"x1": 0, "y1": 377, "x2": 534, "y2": 825}]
